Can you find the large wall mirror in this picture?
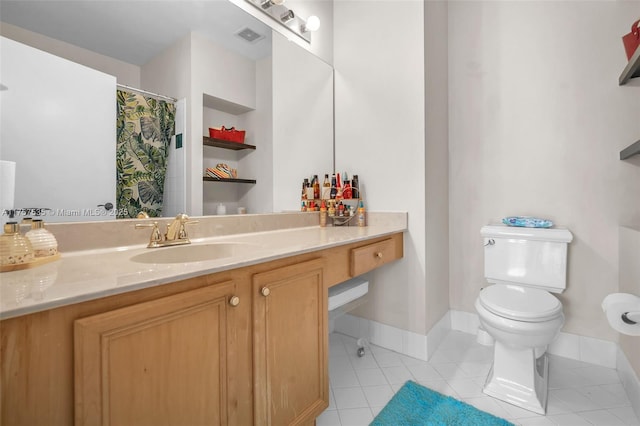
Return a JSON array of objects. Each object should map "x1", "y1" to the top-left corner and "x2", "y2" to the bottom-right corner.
[{"x1": 0, "y1": 0, "x2": 334, "y2": 223}]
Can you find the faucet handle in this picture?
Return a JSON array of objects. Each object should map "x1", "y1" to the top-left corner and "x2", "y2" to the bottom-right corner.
[
  {"x1": 178, "y1": 218, "x2": 198, "y2": 240},
  {"x1": 135, "y1": 221, "x2": 163, "y2": 247}
]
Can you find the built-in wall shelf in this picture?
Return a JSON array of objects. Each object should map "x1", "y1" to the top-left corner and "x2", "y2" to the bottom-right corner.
[
  {"x1": 203, "y1": 137, "x2": 256, "y2": 151},
  {"x1": 619, "y1": 47, "x2": 640, "y2": 85},
  {"x1": 620, "y1": 139, "x2": 640, "y2": 160},
  {"x1": 203, "y1": 176, "x2": 257, "y2": 184}
]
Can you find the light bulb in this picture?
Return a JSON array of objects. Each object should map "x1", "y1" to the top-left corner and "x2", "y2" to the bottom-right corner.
[{"x1": 305, "y1": 15, "x2": 320, "y2": 32}]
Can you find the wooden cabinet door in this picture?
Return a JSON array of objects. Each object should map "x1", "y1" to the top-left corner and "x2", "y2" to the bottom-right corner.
[
  {"x1": 74, "y1": 281, "x2": 242, "y2": 426},
  {"x1": 252, "y1": 258, "x2": 328, "y2": 426}
]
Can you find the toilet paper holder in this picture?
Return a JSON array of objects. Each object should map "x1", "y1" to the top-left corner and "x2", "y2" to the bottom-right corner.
[{"x1": 621, "y1": 311, "x2": 639, "y2": 325}]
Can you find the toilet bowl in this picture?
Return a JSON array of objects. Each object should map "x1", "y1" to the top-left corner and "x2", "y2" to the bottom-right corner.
[
  {"x1": 476, "y1": 284, "x2": 564, "y2": 414},
  {"x1": 477, "y1": 224, "x2": 573, "y2": 414}
]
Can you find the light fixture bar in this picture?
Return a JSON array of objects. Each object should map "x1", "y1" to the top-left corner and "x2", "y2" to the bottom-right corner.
[{"x1": 244, "y1": 0, "x2": 314, "y2": 43}]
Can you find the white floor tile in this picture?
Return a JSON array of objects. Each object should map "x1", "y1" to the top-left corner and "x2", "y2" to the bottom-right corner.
[
  {"x1": 405, "y1": 362, "x2": 442, "y2": 381},
  {"x1": 574, "y1": 384, "x2": 631, "y2": 409},
  {"x1": 372, "y1": 351, "x2": 403, "y2": 367},
  {"x1": 546, "y1": 412, "x2": 592, "y2": 425},
  {"x1": 446, "y1": 377, "x2": 485, "y2": 398},
  {"x1": 577, "y1": 409, "x2": 629, "y2": 426},
  {"x1": 606, "y1": 406, "x2": 640, "y2": 425},
  {"x1": 463, "y1": 395, "x2": 513, "y2": 420},
  {"x1": 348, "y1": 353, "x2": 379, "y2": 370},
  {"x1": 338, "y1": 407, "x2": 373, "y2": 426},
  {"x1": 458, "y1": 360, "x2": 492, "y2": 378},
  {"x1": 517, "y1": 415, "x2": 557, "y2": 425},
  {"x1": 432, "y1": 362, "x2": 474, "y2": 380},
  {"x1": 381, "y1": 365, "x2": 413, "y2": 385},
  {"x1": 548, "y1": 388, "x2": 598, "y2": 413},
  {"x1": 328, "y1": 387, "x2": 337, "y2": 410},
  {"x1": 370, "y1": 405, "x2": 385, "y2": 418},
  {"x1": 355, "y1": 368, "x2": 388, "y2": 387},
  {"x1": 417, "y1": 379, "x2": 459, "y2": 399},
  {"x1": 333, "y1": 387, "x2": 369, "y2": 410},
  {"x1": 362, "y1": 384, "x2": 394, "y2": 407},
  {"x1": 495, "y1": 399, "x2": 549, "y2": 420},
  {"x1": 317, "y1": 409, "x2": 341, "y2": 426},
  {"x1": 324, "y1": 332, "x2": 638, "y2": 426}
]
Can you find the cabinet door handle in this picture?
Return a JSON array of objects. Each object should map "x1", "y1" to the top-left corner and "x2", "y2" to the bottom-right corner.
[
  {"x1": 260, "y1": 287, "x2": 271, "y2": 297},
  {"x1": 375, "y1": 252, "x2": 383, "y2": 259},
  {"x1": 229, "y1": 296, "x2": 240, "y2": 307}
]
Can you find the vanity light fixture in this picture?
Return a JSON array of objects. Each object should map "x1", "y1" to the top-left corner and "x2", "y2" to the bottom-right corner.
[
  {"x1": 260, "y1": 0, "x2": 284, "y2": 10},
  {"x1": 280, "y1": 9, "x2": 295, "y2": 24},
  {"x1": 301, "y1": 15, "x2": 320, "y2": 33},
  {"x1": 244, "y1": 0, "x2": 317, "y2": 43}
]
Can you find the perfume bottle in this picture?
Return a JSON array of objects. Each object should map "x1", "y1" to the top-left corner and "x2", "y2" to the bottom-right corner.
[
  {"x1": 25, "y1": 219, "x2": 58, "y2": 257},
  {"x1": 0, "y1": 222, "x2": 34, "y2": 266}
]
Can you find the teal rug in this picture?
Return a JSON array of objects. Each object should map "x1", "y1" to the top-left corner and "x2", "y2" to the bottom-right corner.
[{"x1": 371, "y1": 381, "x2": 514, "y2": 426}]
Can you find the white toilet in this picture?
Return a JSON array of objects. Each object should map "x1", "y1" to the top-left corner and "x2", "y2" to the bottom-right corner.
[{"x1": 475, "y1": 224, "x2": 573, "y2": 415}]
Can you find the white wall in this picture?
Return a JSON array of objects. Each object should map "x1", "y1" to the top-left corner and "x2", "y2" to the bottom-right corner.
[
  {"x1": 334, "y1": 0, "x2": 428, "y2": 334},
  {"x1": 286, "y1": 0, "x2": 334, "y2": 65},
  {"x1": 0, "y1": 37, "x2": 116, "y2": 222},
  {"x1": 272, "y1": 32, "x2": 334, "y2": 212},
  {"x1": 141, "y1": 35, "x2": 193, "y2": 218},
  {"x1": 189, "y1": 33, "x2": 257, "y2": 216},
  {"x1": 241, "y1": 56, "x2": 274, "y2": 214},
  {"x1": 0, "y1": 22, "x2": 140, "y2": 87},
  {"x1": 448, "y1": 1, "x2": 640, "y2": 341}
]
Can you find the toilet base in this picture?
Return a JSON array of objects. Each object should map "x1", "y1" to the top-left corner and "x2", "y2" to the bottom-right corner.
[{"x1": 482, "y1": 341, "x2": 549, "y2": 415}]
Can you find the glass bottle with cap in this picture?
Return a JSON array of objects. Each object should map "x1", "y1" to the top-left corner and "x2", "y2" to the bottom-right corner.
[
  {"x1": 0, "y1": 222, "x2": 34, "y2": 267},
  {"x1": 25, "y1": 219, "x2": 58, "y2": 257}
]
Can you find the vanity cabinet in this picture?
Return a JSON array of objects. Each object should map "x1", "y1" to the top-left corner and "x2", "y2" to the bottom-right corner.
[
  {"x1": 252, "y1": 259, "x2": 328, "y2": 425},
  {"x1": 74, "y1": 281, "x2": 244, "y2": 426},
  {"x1": 0, "y1": 233, "x2": 403, "y2": 426}
]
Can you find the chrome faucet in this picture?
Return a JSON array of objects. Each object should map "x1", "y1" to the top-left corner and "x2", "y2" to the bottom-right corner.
[{"x1": 135, "y1": 213, "x2": 198, "y2": 248}]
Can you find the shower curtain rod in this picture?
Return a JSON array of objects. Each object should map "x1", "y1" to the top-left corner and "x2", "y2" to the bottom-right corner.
[{"x1": 117, "y1": 84, "x2": 177, "y2": 103}]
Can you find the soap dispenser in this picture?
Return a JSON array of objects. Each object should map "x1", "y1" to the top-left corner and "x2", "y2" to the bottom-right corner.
[
  {"x1": 0, "y1": 222, "x2": 34, "y2": 267},
  {"x1": 25, "y1": 219, "x2": 58, "y2": 257}
]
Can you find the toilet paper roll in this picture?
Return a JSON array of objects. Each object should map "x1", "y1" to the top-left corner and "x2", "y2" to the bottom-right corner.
[
  {"x1": 0, "y1": 161, "x2": 16, "y2": 212},
  {"x1": 602, "y1": 293, "x2": 640, "y2": 336}
]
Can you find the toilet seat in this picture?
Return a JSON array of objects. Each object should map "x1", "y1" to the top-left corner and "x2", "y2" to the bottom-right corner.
[{"x1": 479, "y1": 284, "x2": 562, "y2": 322}]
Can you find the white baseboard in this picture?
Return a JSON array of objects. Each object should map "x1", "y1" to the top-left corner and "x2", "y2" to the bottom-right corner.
[{"x1": 333, "y1": 313, "x2": 451, "y2": 361}]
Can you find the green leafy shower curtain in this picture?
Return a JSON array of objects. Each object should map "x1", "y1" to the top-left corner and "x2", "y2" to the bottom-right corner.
[{"x1": 116, "y1": 90, "x2": 176, "y2": 218}]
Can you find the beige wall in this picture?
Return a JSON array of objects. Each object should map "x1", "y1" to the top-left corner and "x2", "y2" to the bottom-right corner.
[
  {"x1": 449, "y1": 1, "x2": 640, "y2": 341},
  {"x1": 0, "y1": 22, "x2": 140, "y2": 87},
  {"x1": 424, "y1": 1, "x2": 450, "y2": 330},
  {"x1": 334, "y1": 0, "x2": 432, "y2": 335}
]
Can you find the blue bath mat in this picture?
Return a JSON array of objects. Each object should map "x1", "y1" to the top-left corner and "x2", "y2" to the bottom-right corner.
[{"x1": 371, "y1": 381, "x2": 514, "y2": 426}]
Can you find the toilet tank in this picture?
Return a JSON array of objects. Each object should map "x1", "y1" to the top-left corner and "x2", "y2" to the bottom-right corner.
[{"x1": 481, "y1": 225, "x2": 573, "y2": 293}]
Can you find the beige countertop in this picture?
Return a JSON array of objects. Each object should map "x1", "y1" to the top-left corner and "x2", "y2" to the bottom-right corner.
[{"x1": 0, "y1": 213, "x2": 407, "y2": 320}]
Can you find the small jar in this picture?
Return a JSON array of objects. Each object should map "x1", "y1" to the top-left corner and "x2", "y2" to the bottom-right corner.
[
  {"x1": 0, "y1": 222, "x2": 34, "y2": 266},
  {"x1": 25, "y1": 219, "x2": 58, "y2": 257}
]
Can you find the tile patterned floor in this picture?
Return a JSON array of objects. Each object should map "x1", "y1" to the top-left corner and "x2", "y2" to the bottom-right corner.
[{"x1": 319, "y1": 331, "x2": 640, "y2": 426}]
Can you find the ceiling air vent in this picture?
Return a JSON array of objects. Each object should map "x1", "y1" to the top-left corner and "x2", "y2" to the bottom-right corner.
[{"x1": 235, "y1": 27, "x2": 265, "y2": 44}]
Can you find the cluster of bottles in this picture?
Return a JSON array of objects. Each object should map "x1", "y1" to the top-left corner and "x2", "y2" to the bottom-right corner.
[
  {"x1": 300, "y1": 173, "x2": 365, "y2": 227},
  {"x1": 0, "y1": 219, "x2": 59, "y2": 268},
  {"x1": 301, "y1": 173, "x2": 359, "y2": 204}
]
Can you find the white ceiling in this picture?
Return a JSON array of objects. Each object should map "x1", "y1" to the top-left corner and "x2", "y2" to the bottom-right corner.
[{"x1": 0, "y1": 0, "x2": 272, "y2": 65}]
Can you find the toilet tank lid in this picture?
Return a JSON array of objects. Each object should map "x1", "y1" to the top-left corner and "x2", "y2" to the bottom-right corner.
[{"x1": 481, "y1": 224, "x2": 573, "y2": 243}]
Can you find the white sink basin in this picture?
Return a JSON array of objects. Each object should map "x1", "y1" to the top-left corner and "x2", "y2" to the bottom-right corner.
[{"x1": 130, "y1": 243, "x2": 250, "y2": 264}]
